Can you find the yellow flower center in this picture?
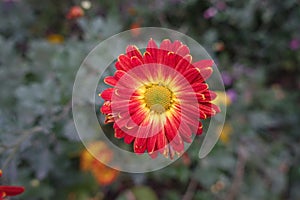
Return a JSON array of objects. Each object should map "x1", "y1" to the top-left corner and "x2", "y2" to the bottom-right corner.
[{"x1": 144, "y1": 85, "x2": 172, "y2": 113}]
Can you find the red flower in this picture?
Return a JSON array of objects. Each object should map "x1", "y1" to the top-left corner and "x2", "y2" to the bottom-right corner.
[
  {"x1": 80, "y1": 141, "x2": 119, "y2": 186},
  {"x1": 66, "y1": 6, "x2": 84, "y2": 20},
  {"x1": 100, "y1": 39, "x2": 220, "y2": 159},
  {"x1": 0, "y1": 170, "x2": 25, "y2": 200}
]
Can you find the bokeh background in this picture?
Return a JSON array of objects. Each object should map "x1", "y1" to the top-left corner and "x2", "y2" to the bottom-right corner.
[{"x1": 0, "y1": 0, "x2": 300, "y2": 199}]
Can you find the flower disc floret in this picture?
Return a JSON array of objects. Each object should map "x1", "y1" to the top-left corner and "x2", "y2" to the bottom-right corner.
[{"x1": 143, "y1": 85, "x2": 172, "y2": 113}]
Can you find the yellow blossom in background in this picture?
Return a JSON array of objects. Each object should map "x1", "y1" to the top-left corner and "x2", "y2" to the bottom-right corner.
[
  {"x1": 219, "y1": 123, "x2": 233, "y2": 144},
  {"x1": 46, "y1": 34, "x2": 64, "y2": 44},
  {"x1": 212, "y1": 91, "x2": 231, "y2": 107},
  {"x1": 80, "y1": 141, "x2": 119, "y2": 186}
]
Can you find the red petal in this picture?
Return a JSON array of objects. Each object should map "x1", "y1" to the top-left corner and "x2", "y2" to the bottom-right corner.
[
  {"x1": 128, "y1": 99, "x2": 143, "y2": 113},
  {"x1": 100, "y1": 102, "x2": 112, "y2": 114},
  {"x1": 165, "y1": 51, "x2": 176, "y2": 68},
  {"x1": 0, "y1": 186, "x2": 24, "y2": 196},
  {"x1": 160, "y1": 39, "x2": 172, "y2": 51},
  {"x1": 115, "y1": 54, "x2": 132, "y2": 71},
  {"x1": 178, "y1": 122, "x2": 192, "y2": 143},
  {"x1": 130, "y1": 109, "x2": 147, "y2": 125},
  {"x1": 130, "y1": 56, "x2": 143, "y2": 68},
  {"x1": 175, "y1": 55, "x2": 192, "y2": 73},
  {"x1": 124, "y1": 134, "x2": 135, "y2": 144},
  {"x1": 100, "y1": 88, "x2": 114, "y2": 101},
  {"x1": 199, "y1": 103, "x2": 220, "y2": 117},
  {"x1": 196, "y1": 122, "x2": 203, "y2": 135},
  {"x1": 104, "y1": 76, "x2": 117, "y2": 86},
  {"x1": 175, "y1": 44, "x2": 190, "y2": 58},
  {"x1": 146, "y1": 38, "x2": 158, "y2": 61},
  {"x1": 178, "y1": 91, "x2": 205, "y2": 102},
  {"x1": 196, "y1": 67, "x2": 213, "y2": 81},
  {"x1": 170, "y1": 134, "x2": 184, "y2": 153},
  {"x1": 114, "y1": 70, "x2": 126, "y2": 81},
  {"x1": 149, "y1": 151, "x2": 158, "y2": 159},
  {"x1": 115, "y1": 128, "x2": 125, "y2": 139},
  {"x1": 199, "y1": 110, "x2": 207, "y2": 119},
  {"x1": 192, "y1": 83, "x2": 209, "y2": 93},
  {"x1": 171, "y1": 40, "x2": 182, "y2": 52},
  {"x1": 147, "y1": 135, "x2": 157, "y2": 154},
  {"x1": 143, "y1": 51, "x2": 154, "y2": 63},
  {"x1": 193, "y1": 59, "x2": 214, "y2": 69},
  {"x1": 164, "y1": 118, "x2": 177, "y2": 143},
  {"x1": 202, "y1": 90, "x2": 217, "y2": 101},
  {"x1": 181, "y1": 112, "x2": 199, "y2": 127},
  {"x1": 126, "y1": 45, "x2": 143, "y2": 61},
  {"x1": 156, "y1": 130, "x2": 168, "y2": 154},
  {"x1": 134, "y1": 137, "x2": 147, "y2": 154},
  {"x1": 182, "y1": 68, "x2": 202, "y2": 83},
  {"x1": 114, "y1": 113, "x2": 130, "y2": 128},
  {"x1": 156, "y1": 49, "x2": 168, "y2": 64}
]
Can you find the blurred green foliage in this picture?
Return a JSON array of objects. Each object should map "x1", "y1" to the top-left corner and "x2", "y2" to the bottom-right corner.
[{"x1": 0, "y1": 0, "x2": 300, "y2": 199}]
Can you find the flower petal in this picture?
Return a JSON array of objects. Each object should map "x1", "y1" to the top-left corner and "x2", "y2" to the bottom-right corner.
[
  {"x1": 147, "y1": 135, "x2": 157, "y2": 154},
  {"x1": 100, "y1": 88, "x2": 114, "y2": 101},
  {"x1": 146, "y1": 38, "x2": 158, "y2": 60},
  {"x1": 115, "y1": 54, "x2": 132, "y2": 71},
  {"x1": 164, "y1": 51, "x2": 176, "y2": 68},
  {"x1": 115, "y1": 127, "x2": 125, "y2": 139},
  {"x1": 0, "y1": 186, "x2": 24, "y2": 196},
  {"x1": 100, "y1": 102, "x2": 112, "y2": 114},
  {"x1": 130, "y1": 108, "x2": 148, "y2": 125},
  {"x1": 130, "y1": 56, "x2": 143, "y2": 68},
  {"x1": 171, "y1": 40, "x2": 182, "y2": 52},
  {"x1": 196, "y1": 122, "x2": 203, "y2": 135},
  {"x1": 175, "y1": 44, "x2": 190, "y2": 58},
  {"x1": 104, "y1": 76, "x2": 117, "y2": 86},
  {"x1": 114, "y1": 70, "x2": 126, "y2": 81},
  {"x1": 170, "y1": 134, "x2": 184, "y2": 154},
  {"x1": 126, "y1": 45, "x2": 143, "y2": 61},
  {"x1": 178, "y1": 122, "x2": 193, "y2": 143},
  {"x1": 124, "y1": 134, "x2": 135, "y2": 144},
  {"x1": 175, "y1": 55, "x2": 192, "y2": 73},
  {"x1": 160, "y1": 39, "x2": 172, "y2": 51},
  {"x1": 182, "y1": 67, "x2": 202, "y2": 83},
  {"x1": 201, "y1": 90, "x2": 217, "y2": 101},
  {"x1": 156, "y1": 130, "x2": 168, "y2": 155},
  {"x1": 149, "y1": 151, "x2": 158, "y2": 159},
  {"x1": 196, "y1": 67, "x2": 213, "y2": 81},
  {"x1": 134, "y1": 137, "x2": 147, "y2": 154},
  {"x1": 199, "y1": 103, "x2": 220, "y2": 117},
  {"x1": 164, "y1": 117, "x2": 178, "y2": 143},
  {"x1": 143, "y1": 51, "x2": 155, "y2": 63},
  {"x1": 193, "y1": 59, "x2": 214, "y2": 69}
]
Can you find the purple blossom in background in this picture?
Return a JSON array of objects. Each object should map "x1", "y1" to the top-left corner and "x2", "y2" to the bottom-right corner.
[
  {"x1": 221, "y1": 72, "x2": 233, "y2": 86},
  {"x1": 203, "y1": 7, "x2": 218, "y2": 19},
  {"x1": 289, "y1": 39, "x2": 300, "y2": 50},
  {"x1": 226, "y1": 89, "x2": 237, "y2": 103}
]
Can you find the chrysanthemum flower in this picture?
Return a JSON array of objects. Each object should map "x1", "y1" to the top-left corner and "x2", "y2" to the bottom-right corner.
[
  {"x1": 0, "y1": 170, "x2": 25, "y2": 200},
  {"x1": 100, "y1": 39, "x2": 220, "y2": 159}
]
